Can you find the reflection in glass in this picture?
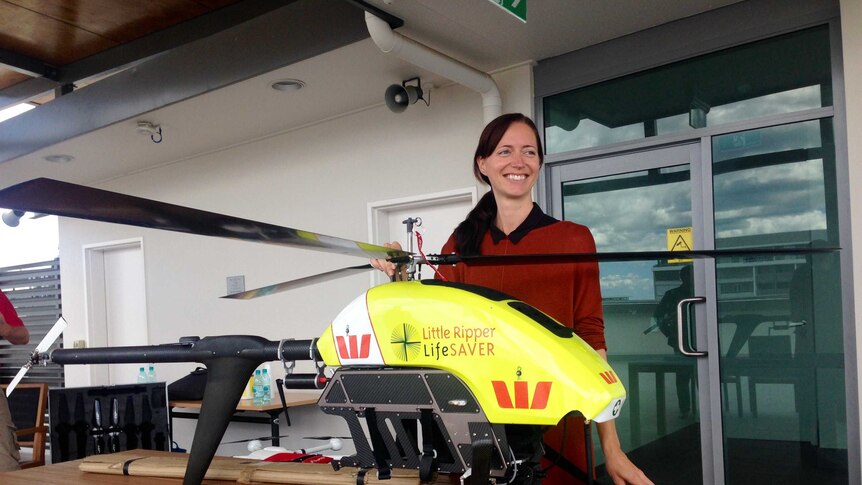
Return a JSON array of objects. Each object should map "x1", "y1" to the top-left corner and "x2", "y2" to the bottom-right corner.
[
  {"x1": 712, "y1": 120, "x2": 847, "y2": 484},
  {"x1": 544, "y1": 26, "x2": 831, "y2": 153},
  {"x1": 563, "y1": 165, "x2": 700, "y2": 481}
]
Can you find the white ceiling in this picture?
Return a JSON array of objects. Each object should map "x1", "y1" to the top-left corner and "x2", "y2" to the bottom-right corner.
[{"x1": 0, "y1": 0, "x2": 741, "y2": 188}]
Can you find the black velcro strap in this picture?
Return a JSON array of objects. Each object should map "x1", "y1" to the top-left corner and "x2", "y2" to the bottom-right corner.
[
  {"x1": 471, "y1": 437, "x2": 493, "y2": 485},
  {"x1": 542, "y1": 443, "x2": 591, "y2": 483},
  {"x1": 364, "y1": 408, "x2": 392, "y2": 480},
  {"x1": 122, "y1": 457, "x2": 145, "y2": 475},
  {"x1": 419, "y1": 409, "x2": 436, "y2": 482},
  {"x1": 356, "y1": 468, "x2": 368, "y2": 485}
]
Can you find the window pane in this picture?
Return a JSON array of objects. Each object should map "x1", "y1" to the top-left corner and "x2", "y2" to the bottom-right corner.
[
  {"x1": 563, "y1": 165, "x2": 692, "y2": 300},
  {"x1": 711, "y1": 119, "x2": 847, "y2": 484},
  {"x1": 562, "y1": 163, "x2": 698, "y2": 480},
  {"x1": 544, "y1": 26, "x2": 831, "y2": 153}
]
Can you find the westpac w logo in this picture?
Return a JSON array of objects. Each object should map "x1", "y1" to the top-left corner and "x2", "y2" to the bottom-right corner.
[
  {"x1": 336, "y1": 334, "x2": 371, "y2": 360},
  {"x1": 492, "y1": 381, "x2": 552, "y2": 410},
  {"x1": 599, "y1": 371, "x2": 618, "y2": 384}
]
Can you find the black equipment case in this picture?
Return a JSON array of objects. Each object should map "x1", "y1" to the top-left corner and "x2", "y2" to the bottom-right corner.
[{"x1": 48, "y1": 383, "x2": 169, "y2": 463}]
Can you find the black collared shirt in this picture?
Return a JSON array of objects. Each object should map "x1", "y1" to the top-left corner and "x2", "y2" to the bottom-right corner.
[{"x1": 489, "y1": 203, "x2": 558, "y2": 244}]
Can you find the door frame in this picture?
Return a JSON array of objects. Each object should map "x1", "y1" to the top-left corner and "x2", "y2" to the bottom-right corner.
[
  {"x1": 83, "y1": 237, "x2": 148, "y2": 385},
  {"x1": 545, "y1": 141, "x2": 722, "y2": 482}
]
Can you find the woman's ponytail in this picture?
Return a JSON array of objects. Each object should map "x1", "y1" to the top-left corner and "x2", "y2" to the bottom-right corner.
[{"x1": 454, "y1": 190, "x2": 496, "y2": 256}]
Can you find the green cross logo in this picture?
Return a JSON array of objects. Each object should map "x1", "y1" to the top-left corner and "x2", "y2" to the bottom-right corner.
[{"x1": 390, "y1": 323, "x2": 422, "y2": 362}]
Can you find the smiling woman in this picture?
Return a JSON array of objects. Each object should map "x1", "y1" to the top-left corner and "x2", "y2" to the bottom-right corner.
[{"x1": 0, "y1": 211, "x2": 59, "y2": 268}]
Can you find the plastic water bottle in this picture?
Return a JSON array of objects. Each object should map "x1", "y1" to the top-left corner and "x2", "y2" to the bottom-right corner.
[
  {"x1": 147, "y1": 365, "x2": 157, "y2": 383},
  {"x1": 252, "y1": 369, "x2": 263, "y2": 405},
  {"x1": 261, "y1": 368, "x2": 271, "y2": 404},
  {"x1": 137, "y1": 367, "x2": 148, "y2": 383}
]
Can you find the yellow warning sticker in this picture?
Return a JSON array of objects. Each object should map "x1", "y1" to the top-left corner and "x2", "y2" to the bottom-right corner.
[{"x1": 667, "y1": 226, "x2": 693, "y2": 263}]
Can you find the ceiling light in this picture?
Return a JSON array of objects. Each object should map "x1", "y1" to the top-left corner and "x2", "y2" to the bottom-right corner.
[
  {"x1": 43, "y1": 154, "x2": 75, "y2": 163},
  {"x1": 271, "y1": 79, "x2": 305, "y2": 92},
  {"x1": 0, "y1": 103, "x2": 35, "y2": 123}
]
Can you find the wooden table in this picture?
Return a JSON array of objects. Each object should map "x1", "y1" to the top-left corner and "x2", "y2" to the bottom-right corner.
[
  {"x1": 0, "y1": 450, "x2": 226, "y2": 484},
  {"x1": 628, "y1": 358, "x2": 697, "y2": 445},
  {"x1": 170, "y1": 391, "x2": 320, "y2": 447},
  {"x1": 0, "y1": 449, "x2": 457, "y2": 484}
]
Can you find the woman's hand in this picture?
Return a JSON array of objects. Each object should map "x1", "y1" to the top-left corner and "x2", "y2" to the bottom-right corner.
[
  {"x1": 595, "y1": 349, "x2": 654, "y2": 485},
  {"x1": 369, "y1": 241, "x2": 403, "y2": 278},
  {"x1": 603, "y1": 443, "x2": 654, "y2": 485}
]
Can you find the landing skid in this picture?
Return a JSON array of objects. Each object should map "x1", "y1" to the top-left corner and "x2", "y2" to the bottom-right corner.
[
  {"x1": 318, "y1": 368, "x2": 524, "y2": 483},
  {"x1": 320, "y1": 368, "x2": 521, "y2": 483}
]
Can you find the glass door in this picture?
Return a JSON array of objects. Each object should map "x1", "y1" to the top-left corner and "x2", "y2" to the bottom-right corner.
[
  {"x1": 547, "y1": 119, "x2": 848, "y2": 484},
  {"x1": 549, "y1": 143, "x2": 708, "y2": 484},
  {"x1": 710, "y1": 119, "x2": 847, "y2": 484}
]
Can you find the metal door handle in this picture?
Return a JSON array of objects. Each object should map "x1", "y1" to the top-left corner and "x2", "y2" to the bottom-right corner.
[{"x1": 677, "y1": 297, "x2": 707, "y2": 357}]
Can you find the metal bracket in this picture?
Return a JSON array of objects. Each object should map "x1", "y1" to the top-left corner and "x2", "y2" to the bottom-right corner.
[
  {"x1": 311, "y1": 338, "x2": 327, "y2": 385},
  {"x1": 278, "y1": 338, "x2": 296, "y2": 376}
]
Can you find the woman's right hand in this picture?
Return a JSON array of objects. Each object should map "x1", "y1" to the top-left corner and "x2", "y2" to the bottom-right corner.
[{"x1": 369, "y1": 241, "x2": 403, "y2": 278}]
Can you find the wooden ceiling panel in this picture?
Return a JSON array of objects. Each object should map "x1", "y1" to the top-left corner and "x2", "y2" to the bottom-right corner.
[
  {"x1": 194, "y1": 0, "x2": 242, "y2": 9},
  {"x1": 0, "y1": 0, "x2": 243, "y2": 70},
  {"x1": 0, "y1": 1, "x2": 116, "y2": 65},
  {"x1": 4, "y1": 0, "x2": 234, "y2": 44},
  {"x1": 0, "y1": 68, "x2": 32, "y2": 91}
]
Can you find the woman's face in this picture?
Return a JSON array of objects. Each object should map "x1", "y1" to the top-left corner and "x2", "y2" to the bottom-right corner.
[{"x1": 476, "y1": 122, "x2": 540, "y2": 203}]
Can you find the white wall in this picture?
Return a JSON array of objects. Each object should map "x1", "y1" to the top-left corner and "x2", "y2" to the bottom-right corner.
[
  {"x1": 840, "y1": 0, "x2": 862, "y2": 467},
  {"x1": 57, "y1": 63, "x2": 533, "y2": 451}
]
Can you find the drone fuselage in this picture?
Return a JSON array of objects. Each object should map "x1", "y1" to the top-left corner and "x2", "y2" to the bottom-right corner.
[{"x1": 316, "y1": 280, "x2": 626, "y2": 426}]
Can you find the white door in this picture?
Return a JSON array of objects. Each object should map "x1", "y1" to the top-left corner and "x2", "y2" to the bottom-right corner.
[
  {"x1": 85, "y1": 239, "x2": 148, "y2": 385},
  {"x1": 369, "y1": 188, "x2": 477, "y2": 285}
]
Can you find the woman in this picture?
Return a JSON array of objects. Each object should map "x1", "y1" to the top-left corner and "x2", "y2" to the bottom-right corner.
[{"x1": 373, "y1": 113, "x2": 652, "y2": 485}]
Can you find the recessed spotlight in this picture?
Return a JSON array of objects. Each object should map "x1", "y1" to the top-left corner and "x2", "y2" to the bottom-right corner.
[
  {"x1": 271, "y1": 79, "x2": 305, "y2": 92},
  {"x1": 44, "y1": 154, "x2": 74, "y2": 163}
]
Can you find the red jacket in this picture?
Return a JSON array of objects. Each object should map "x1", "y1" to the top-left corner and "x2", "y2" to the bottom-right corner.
[
  {"x1": 436, "y1": 205, "x2": 605, "y2": 484},
  {"x1": 437, "y1": 210, "x2": 606, "y2": 351}
]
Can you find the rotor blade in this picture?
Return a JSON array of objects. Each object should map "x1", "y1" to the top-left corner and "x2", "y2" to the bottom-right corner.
[
  {"x1": 0, "y1": 178, "x2": 408, "y2": 260},
  {"x1": 221, "y1": 434, "x2": 292, "y2": 445},
  {"x1": 223, "y1": 264, "x2": 374, "y2": 300},
  {"x1": 5, "y1": 317, "x2": 65, "y2": 397},
  {"x1": 5, "y1": 364, "x2": 30, "y2": 397},
  {"x1": 35, "y1": 316, "x2": 67, "y2": 353},
  {"x1": 436, "y1": 246, "x2": 839, "y2": 266}
]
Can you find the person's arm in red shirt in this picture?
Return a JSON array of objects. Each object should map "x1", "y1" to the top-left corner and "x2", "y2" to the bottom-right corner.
[
  {"x1": 0, "y1": 291, "x2": 29, "y2": 345},
  {"x1": 0, "y1": 312, "x2": 29, "y2": 345}
]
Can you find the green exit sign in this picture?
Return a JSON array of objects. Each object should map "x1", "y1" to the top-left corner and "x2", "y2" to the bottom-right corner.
[{"x1": 489, "y1": 0, "x2": 526, "y2": 23}]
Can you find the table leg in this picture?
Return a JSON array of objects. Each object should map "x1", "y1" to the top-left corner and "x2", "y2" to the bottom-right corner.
[
  {"x1": 656, "y1": 372, "x2": 666, "y2": 436},
  {"x1": 629, "y1": 365, "x2": 641, "y2": 446},
  {"x1": 269, "y1": 410, "x2": 281, "y2": 447},
  {"x1": 168, "y1": 407, "x2": 174, "y2": 451}
]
